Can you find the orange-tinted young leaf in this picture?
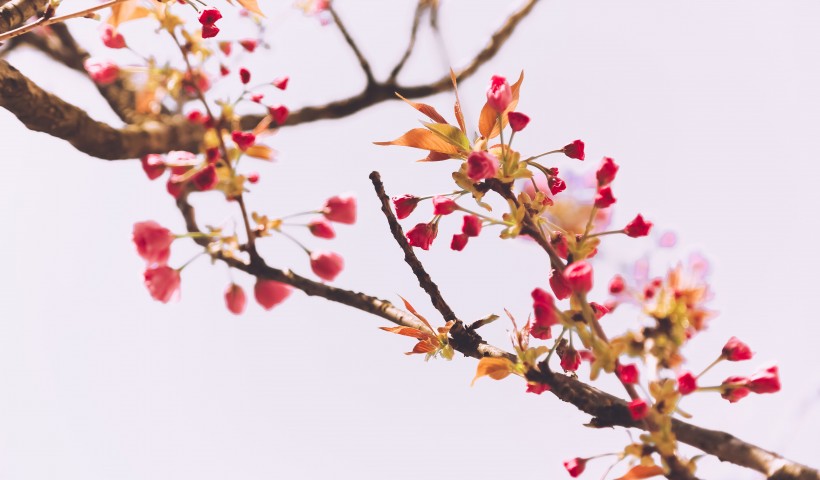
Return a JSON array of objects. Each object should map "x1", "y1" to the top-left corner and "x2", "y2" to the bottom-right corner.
[
  {"x1": 470, "y1": 357, "x2": 514, "y2": 386},
  {"x1": 614, "y1": 465, "x2": 665, "y2": 480},
  {"x1": 380, "y1": 325, "x2": 432, "y2": 340},
  {"x1": 252, "y1": 115, "x2": 273, "y2": 136},
  {"x1": 477, "y1": 71, "x2": 525, "y2": 139},
  {"x1": 398, "y1": 295, "x2": 434, "y2": 332},
  {"x1": 450, "y1": 69, "x2": 467, "y2": 134},
  {"x1": 420, "y1": 151, "x2": 451, "y2": 162},
  {"x1": 107, "y1": 0, "x2": 151, "y2": 28},
  {"x1": 227, "y1": 0, "x2": 265, "y2": 16},
  {"x1": 407, "y1": 341, "x2": 438, "y2": 355},
  {"x1": 421, "y1": 122, "x2": 470, "y2": 151},
  {"x1": 246, "y1": 144, "x2": 275, "y2": 161},
  {"x1": 396, "y1": 93, "x2": 447, "y2": 124},
  {"x1": 374, "y1": 128, "x2": 461, "y2": 155}
]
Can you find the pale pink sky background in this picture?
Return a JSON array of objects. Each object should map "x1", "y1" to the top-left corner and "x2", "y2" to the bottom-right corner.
[{"x1": 1, "y1": 1, "x2": 818, "y2": 479}]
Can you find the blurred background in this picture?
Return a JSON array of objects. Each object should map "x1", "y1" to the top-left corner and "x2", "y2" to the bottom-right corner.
[{"x1": 1, "y1": 1, "x2": 818, "y2": 478}]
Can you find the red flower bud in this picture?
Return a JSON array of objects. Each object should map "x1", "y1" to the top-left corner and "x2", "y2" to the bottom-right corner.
[
  {"x1": 596, "y1": 156, "x2": 618, "y2": 186},
  {"x1": 247, "y1": 172, "x2": 260, "y2": 184},
  {"x1": 198, "y1": 7, "x2": 222, "y2": 25},
  {"x1": 322, "y1": 194, "x2": 357, "y2": 224},
  {"x1": 406, "y1": 222, "x2": 438, "y2": 250},
  {"x1": 450, "y1": 233, "x2": 468, "y2": 251},
  {"x1": 133, "y1": 221, "x2": 175, "y2": 265},
  {"x1": 563, "y1": 457, "x2": 586, "y2": 478},
  {"x1": 432, "y1": 196, "x2": 458, "y2": 215},
  {"x1": 628, "y1": 398, "x2": 649, "y2": 420},
  {"x1": 548, "y1": 176, "x2": 566, "y2": 196},
  {"x1": 310, "y1": 251, "x2": 344, "y2": 281},
  {"x1": 250, "y1": 93, "x2": 264, "y2": 103},
  {"x1": 220, "y1": 64, "x2": 230, "y2": 76},
  {"x1": 549, "y1": 269, "x2": 572, "y2": 300},
  {"x1": 392, "y1": 195, "x2": 420, "y2": 219},
  {"x1": 526, "y1": 382, "x2": 550, "y2": 395},
  {"x1": 254, "y1": 279, "x2": 292, "y2": 310},
  {"x1": 550, "y1": 232, "x2": 569, "y2": 258},
  {"x1": 722, "y1": 336, "x2": 753, "y2": 361},
  {"x1": 144, "y1": 265, "x2": 181, "y2": 303},
  {"x1": 720, "y1": 376, "x2": 751, "y2": 403},
  {"x1": 84, "y1": 59, "x2": 119, "y2": 85},
  {"x1": 594, "y1": 186, "x2": 616, "y2": 208},
  {"x1": 466, "y1": 151, "x2": 500, "y2": 181},
  {"x1": 462, "y1": 215, "x2": 482, "y2": 237},
  {"x1": 624, "y1": 214, "x2": 653, "y2": 237},
  {"x1": 609, "y1": 275, "x2": 625, "y2": 294},
  {"x1": 748, "y1": 365, "x2": 780, "y2": 394},
  {"x1": 218, "y1": 41, "x2": 232, "y2": 56},
  {"x1": 562, "y1": 140, "x2": 585, "y2": 160},
  {"x1": 269, "y1": 104, "x2": 289, "y2": 125},
  {"x1": 590, "y1": 302, "x2": 609, "y2": 319},
  {"x1": 101, "y1": 25, "x2": 126, "y2": 49},
  {"x1": 560, "y1": 347, "x2": 581, "y2": 372},
  {"x1": 224, "y1": 283, "x2": 247, "y2": 315},
  {"x1": 678, "y1": 371, "x2": 698, "y2": 395},
  {"x1": 486, "y1": 75, "x2": 512, "y2": 113},
  {"x1": 564, "y1": 261, "x2": 594, "y2": 294},
  {"x1": 239, "y1": 39, "x2": 258, "y2": 52},
  {"x1": 140, "y1": 154, "x2": 166, "y2": 180},
  {"x1": 615, "y1": 363, "x2": 639, "y2": 384},
  {"x1": 272, "y1": 76, "x2": 289, "y2": 90},
  {"x1": 191, "y1": 164, "x2": 218, "y2": 191},
  {"x1": 531, "y1": 288, "x2": 557, "y2": 340},
  {"x1": 507, "y1": 111, "x2": 530, "y2": 132},
  {"x1": 308, "y1": 219, "x2": 336, "y2": 239},
  {"x1": 231, "y1": 130, "x2": 256, "y2": 151},
  {"x1": 239, "y1": 67, "x2": 251, "y2": 84},
  {"x1": 201, "y1": 23, "x2": 220, "y2": 39}
]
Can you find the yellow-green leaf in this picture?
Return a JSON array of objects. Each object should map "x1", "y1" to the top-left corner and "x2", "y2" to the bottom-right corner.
[
  {"x1": 471, "y1": 357, "x2": 514, "y2": 386},
  {"x1": 421, "y1": 121, "x2": 470, "y2": 152}
]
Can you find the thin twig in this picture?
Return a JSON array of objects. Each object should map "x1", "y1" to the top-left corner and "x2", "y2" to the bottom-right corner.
[
  {"x1": 0, "y1": 0, "x2": 127, "y2": 42},
  {"x1": 387, "y1": 0, "x2": 429, "y2": 82},
  {"x1": 328, "y1": 2, "x2": 375, "y2": 85}
]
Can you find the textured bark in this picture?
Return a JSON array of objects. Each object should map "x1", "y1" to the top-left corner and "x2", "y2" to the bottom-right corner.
[{"x1": 0, "y1": 0, "x2": 47, "y2": 34}]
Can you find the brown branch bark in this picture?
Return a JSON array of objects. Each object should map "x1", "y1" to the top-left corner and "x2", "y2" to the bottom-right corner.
[
  {"x1": 0, "y1": 0, "x2": 47, "y2": 34},
  {"x1": 0, "y1": 59, "x2": 202, "y2": 159}
]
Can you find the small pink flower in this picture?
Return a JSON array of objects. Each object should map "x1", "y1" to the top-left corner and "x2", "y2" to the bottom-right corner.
[
  {"x1": 191, "y1": 164, "x2": 218, "y2": 191},
  {"x1": 628, "y1": 398, "x2": 649, "y2": 420},
  {"x1": 563, "y1": 140, "x2": 585, "y2": 160},
  {"x1": 596, "y1": 156, "x2": 618, "y2": 186},
  {"x1": 310, "y1": 251, "x2": 344, "y2": 281},
  {"x1": 548, "y1": 176, "x2": 566, "y2": 195},
  {"x1": 486, "y1": 75, "x2": 512, "y2": 113},
  {"x1": 466, "y1": 151, "x2": 499, "y2": 181},
  {"x1": 269, "y1": 104, "x2": 289, "y2": 125},
  {"x1": 323, "y1": 194, "x2": 357, "y2": 224},
  {"x1": 239, "y1": 39, "x2": 258, "y2": 52},
  {"x1": 308, "y1": 219, "x2": 335, "y2": 239},
  {"x1": 678, "y1": 371, "x2": 697, "y2": 395},
  {"x1": 133, "y1": 221, "x2": 175, "y2": 265},
  {"x1": 198, "y1": 7, "x2": 222, "y2": 25},
  {"x1": 239, "y1": 68, "x2": 251, "y2": 84},
  {"x1": 84, "y1": 59, "x2": 119, "y2": 85},
  {"x1": 609, "y1": 275, "x2": 625, "y2": 294},
  {"x1": 406, "y1": 222, "x2": 437, "y2": 250},
  {"x1": 564, "y1": 261, "x2": 593, "y2": 294},
  {"x1": 594, "y1": 186, "x2": 616, "y2": 209},
  {"x1": 615, "y1": 363, "x2": 639, "y2": 384},
  {"x1": 144, "y1": 265, "x2": 181, "y2": 303},
  {"x1": 748, "y1": 365, "x2": 780, "y2": 394},
  {"x1": 560, "y1": 347, "x2": 581, "y2": 372},
  {"x1": 563, "y1": 457, "x2": 586, "y2": 478},
  {"x1": 432, "y1": 196, "x2": 458, "y2": 215},
  {"x1": 531, "y1": 288, "x2": 557, "y2": 339},
  {"x1": 507, "y1": 111, "x2": 530, "y2": 132},
  {"x1": 722, "y1": 337, "x2": 753, "y2": 361},
  {"x1": 272, "y1": 76, "x2": 289, "y2": 90},
  {"x1": 526, "y1": 382, "x2": 550, "y2": 395},
  {"x1": 254, "y1": 279, "x2": 292, "y2": 310},
  {"x1": 140, "y1": 154, "x2": 166, "y2": 180},
  {"x1": 450, "y1": 233, "x2": 468, "y2": 251},
  {"x1": 462, "y1": 215, "x2": 482, "y2": 237},
  {"x1": 225, "y1": 283, "x2": 247, "y2": 315},
  {"x1": 231, "y1": 130, "x2": 256, "y2": 151},
  {"x1": 201, "y1": 23, "x2": 220, "y2": 39},
  {"x1": 392, "y1": 195, "x2": 420, "y2": 219},
  {"x1": 101, "y1": 25, "x2": 126, "y2": 49},
  {"x1": 549, "y1": 269, "x2": 572, "y2": 300},
  {"x1": 624, "y1": 214, "x2": 652, "y2": 237}
]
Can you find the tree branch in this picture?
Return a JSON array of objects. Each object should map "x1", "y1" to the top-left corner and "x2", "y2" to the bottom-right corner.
[
  {"x1": 0, "y1": 59, "x2": 202, "y2": 159},
  {"x1": 0, "y1": 0, "x2": 47, "y2": 34},
  {"x1": 327, "y1": 2, "x2": 375, "y2": 86}
]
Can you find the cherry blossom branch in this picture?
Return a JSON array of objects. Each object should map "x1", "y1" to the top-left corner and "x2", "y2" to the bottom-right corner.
[
  {"x1": 0, "y1": 0, "x2": 127, "y2": 42},
  {"x1": 0, "y1": 59, "x2": 203, "y2": 158},
  {"x1": 0, "y1": 0, "x2": 47, "y2": 34},
  {"x1": 327, "y1": 3, "x2": 375, "y2": 86}
]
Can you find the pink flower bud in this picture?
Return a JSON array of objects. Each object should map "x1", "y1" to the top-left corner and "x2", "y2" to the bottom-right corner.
[
  {"x1": 191, "y1": 164, "x2": 218, "y2": 191},
  {"x1": 247, "y1": 172, "x2": 260, "y2": 184},
  {"x1": 549, "y1": 269, "x2": 572, "y2": 300},
  {"x1": 548, "y1": 176, "x2": 566, "y2": 195},
  {"x1": 563, "y1": 457, "x2": 586, "y2": 478},
  {"x1": 201, "y1": 23, "x2": 220, "y2": 39},
  {"x1": 101, "y1": 25, "x2": 126, "y2": 49},
  {"x1": 507, "y1": 111, "x2": 530, "y2": 132},
  {"x1": 609, "y1": 275, "x2": 625, "y2": 294},
  {"x1": 628, "y1": 398, "x2": 649, "y2": 420},
  {"x1": 272, "y1": 76, "x2": 289, "y2": 90},
  {"x1": 140, "y1": 154, "x2": 166, "y2": 180},
  {"x1": 310, "y1": 251, "x2": 344, "y2": 281},
  {"x1": 564, "y1": 261, "x2": 593, "y2": 294},
  {"x1": 486, "y1": 75, "x2": 512, "y2": 113},
  {"x1": 550, "y1": 232, "x2": 569, "y2": 258},
  {"x1": 615, "y1": 363, "x2": 639, "y2": 384},
  {"x1": 224, "y1": 283, "x2": 247, "y2": 315},
  {"x1": 250, "y1": 93, "x2": 264, "y2": 103},
  {"x1": 594, "y1": 186, "x2": 616, "y2": 209},
  {"x1": 526, "y1": 382, "x2": 550, "y2": 395},
  {"x1": 560, "y1": 347, "x2": 581, "y2": 372},
  {"x1": 406, "y1": 222, "x2": 437, "y2": 250},
  {"x1": 590, "y1": 302, "x2": 609, "y2": 319},
  {"x1": 84, "y1": 59, "x2": 119, "y2": 85},
  {"x1": 322, "y1": 194, "x2": 357, "y2": 224},
  {"x1": 231, "y1": 130, "x2": 256, "y2": 151},
  {"x1": 678, "y1": 371, "x2": 697, "y2": 395},
  {"x1": 254, "y1": 279, "x2": 292, "y2": 310},
  {"x1": 720, "y1": 376, "x2": 751, "y2": 403},
  {"x1": 722, "y1": 336, "x2": 753, "y2": 361},
  {"x1": 450, "y1": 233, "x2": 468, "y2": 251},
  {"x1": 466, "y1": 151, "x2": 499, "y2": 181},
  {"x1": 432, "y1": 196, "x2": 458, "y2": 215},
  {"x1": 198, "y1": 7, "x2": 222, "y2": 25},
  {"x1": 562, "y1": 140, "x2": 585, "y2": 160},
  {"x1": 596, "y1": 156, "x2": 618, "y2": 186},
  {"x1": 239, "y1": 67, "x2": 251, "y2": 84},
  {"x1": 269, "y1": 104, "x2": 289, "y2": 125},
  {"x1": 220, "y1": 64, "x2": 230, "y2": 76},
  {"x1": 462, "y1": 215, "x2": 482, "y2": 237},
  {"x1": 239, "y1": 39, "x2": 257, "y2": 52},
  {"x1": 144, "y1": 265, "x2": 181, "y2": 303},
  {"x1": 531, "y1": 287, "x2": 557, "y2": 339},
  {"x1": 748, "y1": 365, "x2": 780, "y2": 394},
  {"x1": 308, "y1": 219, "x2": 335, "y2": 239},
  {"x1": 166, "y1": 178, "x2": 184, "y2": 199},
  {"x1": 392, "y1": 195, "x2": 420, "y2": 219},
  {"x1": 133, "y1": 221, "x2": 175, "y2": 265},
  {"x1": 624, "y1": 214, "x2": 652, "y2": 237}
]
